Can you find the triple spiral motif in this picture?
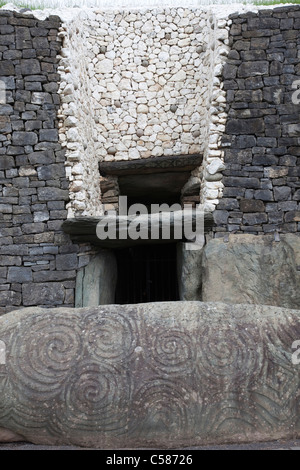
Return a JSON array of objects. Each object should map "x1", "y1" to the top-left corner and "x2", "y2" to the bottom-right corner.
[{"x1": 0, "y1": 305, "x2": 299, "y2": 443}]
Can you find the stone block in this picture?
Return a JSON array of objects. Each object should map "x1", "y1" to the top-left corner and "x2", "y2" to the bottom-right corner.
[
  {"x1": 240, "y1": 199, "x2": 265, "y2": 212},
  {"x1": 37, "y1": 187, "x2": 69, "y2": 202},
  {"x1": 12, "y1": 132, "x2": 38, "y2": 146},
  {"x1": 274, "y1": 186, "x2": 292, "y2": 201},
  {"x1": 2, "y1": 51, "x2": 20, "y2": 62},
  {"x1": 0, "y1": 256, "x2": 21, "y2": 267},
  {"x1": 31, "y1": 92, "x2": 52, "y2": 105},
  {"x1": 33, "y1": 270, "x2": 76, "y2": 282},
  {"x1": 223, "y1": 63, "x2": 237, "y2": 80},
  {"x1": 243, "y1": 212, "x2": 268, "y2": 225},
  {"x1": 268, "y1": 211, "x2": 284, "y2": 224},
  {"x1": 7, "y1": 267, "x2": 32, "y2": 283},
  {"x1": 0, "y1": 61, "x2": 14, "y2": 75},
  {"x1": 0, "y1": 291, "x2": 21, "y2": 307},
  {"x1": 253, "y1": 190, "x2": 274, "y2": 201},
  {"x1": 248, "y1": 17, "x2": 280, "y2": 29},
  {"x1": 226, "y1": 118, "x2": 264, "y2": 135},
  {"x1": 285, "y1": 211, "x2": 300, "y2": 223},
  {"x1": 22, "y1": 223, "x2": 45, "y2": 234},
  {"x1": 177, "y1": 243, "x2": 203, "y2": 301},
  {"x1": 39, "y1": 129, "x2": 58, "y2": 142},
  {"x1": 37, "y1": 164, "x2": 65, "y2": 180},
  {"x1": 238, "y1": 61, "x2": 269, "y2": 78},
  {"x1": 56, "y1": 253, "x2": 78, "y2": 271},
  {"x1": 28, "y1": 151, "x2": 55, "y2": 165},
  {"x1": 223, "y1": 177, "x2": 260, "y2": 189},
  {"x1": 20, "y1": 59, "x2": 41, "y2": 75},
  {"x1": 22, "y1": 282, "x2": 65, "y2": 306},
  {"x1": 0, "y1": 156, "x2": 14, "y2": 170},
  {"x1": 213, "y1": 210, "x2": 230, "y2": 225}
]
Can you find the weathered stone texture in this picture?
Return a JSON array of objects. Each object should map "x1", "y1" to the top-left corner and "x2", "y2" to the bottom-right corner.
[
  {"x1": 0, "y1": 11, "x2": 85, "y2": 314},
  {"x1": 75, "y1": 251, "x2": 118, "y2": 307},
  {"x1": 217, "y1": 6, "x2": 300, "y2": 235},
  {"x1": 1, "y1": 303, "x2": 300, "y2": 447},
  {"x1": 202, "y1": 233, "x2": 300, "y2": 309}
]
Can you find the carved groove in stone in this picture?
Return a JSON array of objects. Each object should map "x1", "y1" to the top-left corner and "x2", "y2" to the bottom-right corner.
[{"x1": 1, "y1": 303, "x2": 300, "y2": 447}]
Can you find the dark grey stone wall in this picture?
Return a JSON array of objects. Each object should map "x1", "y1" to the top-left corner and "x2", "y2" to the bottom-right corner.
[
  {"x1": 214, "y1": 5, "x2": 300, "y2": 236},
  {"x1": 0, "y1": 11, "x2": 90, "y2": 314}
]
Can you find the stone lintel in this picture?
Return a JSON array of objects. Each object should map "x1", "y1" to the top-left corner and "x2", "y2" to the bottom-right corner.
[
  {"x1": 62, "y1": 212, "x2": 214, "y2": 248},
  {"x1": 99, "y1": 154, "x2": 203, "y2": 176}
]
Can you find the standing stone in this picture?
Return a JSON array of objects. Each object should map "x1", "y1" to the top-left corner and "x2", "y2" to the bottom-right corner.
[
  {"x1": 75, "y1": 251, "x2": 117, "y2": 307},
  {"x1": 202, "y1": 234, "x2": 300, "y2": 309}
]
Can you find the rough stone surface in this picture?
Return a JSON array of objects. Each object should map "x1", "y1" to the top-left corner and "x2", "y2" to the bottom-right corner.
[
  {"x1": 1, "y1": 303, "x2": 300, "y2": 447},
  {"x1": 75, "y1": 251, "x2": 117, "y2": 307},
  {"x1": 177, "y1": 242, "x2": 203, "y2": 301},
  {"x1": 202, "y1": 234, "x2": 300, "y2": 309},
  {"x1": 0, "y1": 10, "x2": 87, "y2": 315},
  {"x1": 217, "y1": 6, "x2": 300, "y2": 235}
]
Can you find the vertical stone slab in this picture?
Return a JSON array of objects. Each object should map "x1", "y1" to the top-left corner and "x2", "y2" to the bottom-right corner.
[
  {"x1": 177, "y1": 242, "x2": 203, "y2": 301},
  {"x1": 75, "y1": 250, "x2": 117, "y2": 307}
]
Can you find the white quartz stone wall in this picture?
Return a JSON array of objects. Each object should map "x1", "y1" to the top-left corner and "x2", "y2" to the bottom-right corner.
[
  {"x1": 58, "y1": 16, "x2": 103, "y2": 217},
  {"x1": 57, "y1": 7, "x2": 231, "y2": 217},
  {"x1": 199, "y1": 12, "x2": 231, "y2": 212},
  {"x1": 86, "y1": 8, "x2": 211, "y2": 162}
]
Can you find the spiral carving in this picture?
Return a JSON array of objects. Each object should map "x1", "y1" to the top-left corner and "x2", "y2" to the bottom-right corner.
[
  {"x1": 85, "y1": 312, "x2": 136, "y2": 363},
  {"x1": 146, "y1": 329, "x2": 196, "y2": 375},
  {"x1": 57, "y1": 361, "x2": 131, "y2": 434},
  {"x1": 197, "y1": 323, "x2": 261, "y2": 389},
  {"x1": 8, "y1": 313, "x2": 82, "y2": 400}
]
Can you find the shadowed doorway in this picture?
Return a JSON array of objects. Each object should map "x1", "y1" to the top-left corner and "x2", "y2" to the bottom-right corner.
[{"x1": 115, "y1": 243, "x2": 179, "y2": 304}]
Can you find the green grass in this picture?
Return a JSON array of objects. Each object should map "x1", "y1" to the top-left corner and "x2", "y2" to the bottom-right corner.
[
  {"x1": 253, "y1": 0, "x2": 300, "y2": 4},
  {"x1": 0, "y1": 1, "x2": 45, "y2": 9},
  {"x1": 0, "y1": 0, "x2": 300, "y2": 10}
]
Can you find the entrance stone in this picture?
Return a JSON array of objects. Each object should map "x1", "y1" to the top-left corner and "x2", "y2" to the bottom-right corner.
[{"x1": 1, "y1": 302, "x2": 300, "y2": 447}]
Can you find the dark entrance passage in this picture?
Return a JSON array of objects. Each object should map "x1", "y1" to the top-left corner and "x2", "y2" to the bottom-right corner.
[{"x1": 115, "y1": 243, "x2": 179, "y2": 304}]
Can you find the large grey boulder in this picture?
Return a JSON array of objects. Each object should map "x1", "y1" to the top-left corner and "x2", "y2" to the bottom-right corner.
[
  {"x1": 1, "y1": 302, "x2": 300, "y2": 448},
  {"x1": 202, "y1": 234, "x2": 300, "y2": 310}
]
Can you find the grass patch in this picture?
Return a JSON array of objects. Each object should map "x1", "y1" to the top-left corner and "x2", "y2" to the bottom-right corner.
[
  {"x1": 0, "y1": 0, "x2": 299, "y2": 10},
  {"x1": 0, "y1": 1, "x2": 46, "y2": 9},
  {"x1": 253, "y1": 0, "x2": 300, "y2": 4}
]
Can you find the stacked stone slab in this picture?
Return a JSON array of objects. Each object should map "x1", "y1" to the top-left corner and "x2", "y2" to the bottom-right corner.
[
  {"x1": 0, "y1": 10, "x2": 90, "y2": 314},
  {"x1": 214, "y1": 6, "x2": 300, "y2": 235}
]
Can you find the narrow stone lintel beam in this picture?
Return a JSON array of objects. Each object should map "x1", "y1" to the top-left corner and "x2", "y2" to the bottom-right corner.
[
  {"x1": 62, "y1": 211, "x2": 214, "y2": 249},
  {"x1": 99, "y1": 154, "x2": 203, "y2": 176}
]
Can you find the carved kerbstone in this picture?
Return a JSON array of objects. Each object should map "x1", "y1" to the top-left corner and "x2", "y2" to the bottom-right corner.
[{"x1": 0, "y1": 302, "x2": 300, "y2": 447}]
